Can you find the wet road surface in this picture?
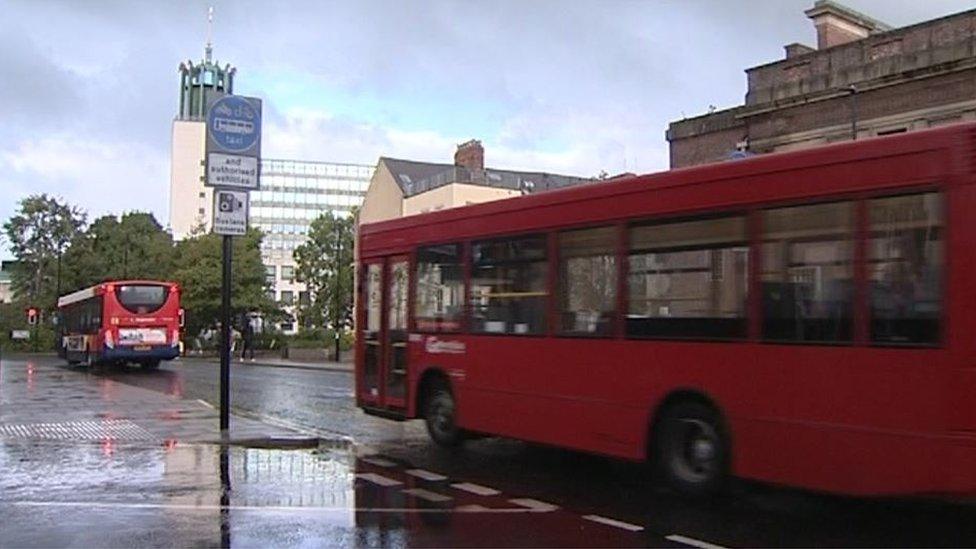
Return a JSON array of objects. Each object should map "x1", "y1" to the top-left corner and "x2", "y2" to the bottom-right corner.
[{"x1": 4, "y1": 355, "x2": 976, "y2": 547}]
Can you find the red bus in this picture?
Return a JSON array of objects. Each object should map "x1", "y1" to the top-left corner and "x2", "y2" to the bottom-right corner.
[
  {"x1": 355, "y1": 122, "x2": 976, "y2": 497},
  {"x1": 57, "y1": 280, "x2": 182, "y2": 369}
]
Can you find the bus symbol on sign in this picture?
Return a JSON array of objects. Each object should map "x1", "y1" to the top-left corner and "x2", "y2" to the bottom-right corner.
[{"x1": 207, "y1": 96, "x2": 261, "y2": 154}]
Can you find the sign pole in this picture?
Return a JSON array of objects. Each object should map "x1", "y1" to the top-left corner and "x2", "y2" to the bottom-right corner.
[
  {"x1": 205, "y1": 93, "x2": 261, "y2": 437},
  {"x1": 220, "y1": 235, "x2": 232, "y2": 433}
]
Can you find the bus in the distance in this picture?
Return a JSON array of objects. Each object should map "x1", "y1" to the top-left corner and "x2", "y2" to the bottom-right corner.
[
  {"x1": 57, "y1": 280, "x2": 182, "y2": 369},
  {"x1": 355, "y1": 122, "x2": 976, "y2": 498}
]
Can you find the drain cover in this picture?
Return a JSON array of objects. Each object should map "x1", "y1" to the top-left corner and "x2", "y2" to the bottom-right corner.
[{"x1": 0, "y1": 419, "x2": 155, "y2": 441}]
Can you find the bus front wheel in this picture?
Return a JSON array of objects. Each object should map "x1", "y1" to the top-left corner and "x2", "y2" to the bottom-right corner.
[
  {"x1": 424, "y1": 384, "x2": 464, "y2": 447},
  {"x1": 654, "y1": 401, "x2": 730, "y2": 496}
]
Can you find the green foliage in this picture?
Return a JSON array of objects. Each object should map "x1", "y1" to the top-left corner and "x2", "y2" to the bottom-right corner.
[
  {"x1": 3, "y1": 194, "x2": 86, "y2": 310},
  {"x1": 283, "y1": 328, "x2": 353, "y2": 350},
  {"x1": 294, "y1": 211, "x2": 356, "y2": 334},
  {"x1": 0, "y1": 303, "x2": 56, "y2": 352},
  {"x1": 60, "y1": 212, "x2": 175, "y2": 293},
  {"x1": 171, "y1": 228, "x2": 280, "y2": 337}
]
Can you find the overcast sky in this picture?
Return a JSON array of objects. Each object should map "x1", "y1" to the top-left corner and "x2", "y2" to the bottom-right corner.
[{"x1": 2, "y1": 0, "x2": 973, "y2": 258}]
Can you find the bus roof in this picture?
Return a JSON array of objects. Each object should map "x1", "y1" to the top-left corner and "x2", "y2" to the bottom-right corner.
[
  {"x1": 57, "y1": 280, "x2": 177, "y2": 308},
  {"x1": 359, "y1": 121, "x2": 973, "y2": 256}
]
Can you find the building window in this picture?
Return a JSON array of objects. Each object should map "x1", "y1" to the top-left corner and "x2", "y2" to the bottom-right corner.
[
  {"x1": 470, "y1": 235, "x2": 547, "y2": 335},
  {"x1": 265, "y1": 290, "x2": 275, "y2": 302},
  {"x1": 868, "y1": 192, "x2": 943, "y2": 345},
  {"x1": 762, "y1": 201, "x2": 854, "y2": 343},
  {"x1": 628, "y1": 216, "x2": 748, "y2": 339},
  {"x1": 264, "y1": 265, "x2": 276, "y2": 285},
  {"x1": 198, "y1": 208, "x2": 205, "y2": 215},
  {"x1": 281, "y1": 265, "x2": 295, "y2": 282},
  {"x1": 280, "y1": 291, "x2": 294, "y2": 306},
  {"x1": 199, "y1": 191, "x2": 206, "y2": 198},
  {"x1": 415, "y1": 243, "x2": 464, "y2": 331},
  {"x1": 299, "y1": 291, "x2": 311, "y2": 307},
  {"x1": 559, "y1": 226, "x2": 617, "y2": 336}
]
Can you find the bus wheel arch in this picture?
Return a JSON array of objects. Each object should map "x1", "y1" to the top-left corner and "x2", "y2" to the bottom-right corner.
[
  {"x1": 648, "y1": 389, "x2": 731, "y2": 496},
  {"x1": 417, "y1": 368, "x2": 464, "y2": 447}
]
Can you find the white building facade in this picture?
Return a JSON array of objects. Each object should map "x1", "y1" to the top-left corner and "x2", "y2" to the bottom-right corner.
[{"x1": 251, "y1": 159, "x2": 371, "y2": 332}]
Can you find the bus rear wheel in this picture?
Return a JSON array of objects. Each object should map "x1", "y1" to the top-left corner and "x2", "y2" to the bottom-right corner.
[
  {"x1": 424, "y1": 383, "x2": 464, "y2": 447},
  {"x1": 654, "y1": 401, "x2": 730, "y2": 496}
]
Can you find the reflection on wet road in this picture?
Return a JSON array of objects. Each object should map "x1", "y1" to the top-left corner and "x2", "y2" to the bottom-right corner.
[{"x1": 6, "y1": 356, "x2": 975, "y2": 547}]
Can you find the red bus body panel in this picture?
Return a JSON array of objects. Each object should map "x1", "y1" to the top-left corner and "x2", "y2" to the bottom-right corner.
[{"x1": 357, "y1": 123, "x2": 976, "y2": 496}]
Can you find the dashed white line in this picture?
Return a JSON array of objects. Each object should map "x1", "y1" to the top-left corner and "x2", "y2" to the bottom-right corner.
[
  {"x1": 406, "y1": 468, "x2": 448, "y2": 481},
  {"x1": 583, "y1": 514, "x2": 644, "y2": 532},
  {"x1": 355, "y1": 473, "x2": 402, "y2": 487},
  {"x1": 361, "y1": 457, "x2": 397, "y2": 468},
  {"x1": 196, "y1": 399, "x2": 215, "y2": 409},
  {"x1": 509, "y1": 498, "x2": 559, "y2": 512},
  {"x1": 666, "y1": 534, "x2": 727, "y2": 549},
  {"x1": 455, "y1": 504, "x2": 491, "y2": 512},
  {"x1": 401, "y1": 488, "x2": 453, "y2": 503},
  {"x1": 450, "y1": 482, "x2": 500, "y2": 496}
]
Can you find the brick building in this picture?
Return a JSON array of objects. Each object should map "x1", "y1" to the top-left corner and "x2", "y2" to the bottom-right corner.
[{"x1": 667, "y1": 0, "x2": 976, "y2": 168}]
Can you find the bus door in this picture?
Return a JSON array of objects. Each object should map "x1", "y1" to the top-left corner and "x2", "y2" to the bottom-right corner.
[
  {"x1": 360, "y1": 256, "x2": 410, "y2": 412},
  {"x1": 383, "y1": 256, "x2": 410, "y2": 410}
]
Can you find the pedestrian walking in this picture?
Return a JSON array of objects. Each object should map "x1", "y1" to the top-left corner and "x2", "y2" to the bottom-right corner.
[{"x1": 240, "y1": 315, "x2": 255, "y2": 361}]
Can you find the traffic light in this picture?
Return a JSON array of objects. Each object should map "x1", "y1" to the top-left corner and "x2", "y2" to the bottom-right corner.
[{"x1": 26, "y1": 307, "x2": 38, "y2": 326}]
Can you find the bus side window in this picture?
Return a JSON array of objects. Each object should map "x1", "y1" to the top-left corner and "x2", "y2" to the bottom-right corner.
[
  {"x1": 627, "y1": 215, "x2": 748, "y2": 340},
  {"x1": 558, "y1": 226, "x2": 617, "y2": 336},
  {"x1": 868, "y1": 192, "x2": 943, "y2": 346},
  {"x1": 415, "y1": 243, "x2": 464, "y2": 332},
  {"x1": 470, "y1": 235, "x2": 548, "y2": 335},
  {"x1": 762, "y1": 201, "x2": 854, "y2": 343}
]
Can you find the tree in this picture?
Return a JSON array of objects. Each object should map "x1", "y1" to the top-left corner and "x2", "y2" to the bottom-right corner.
[
  {"x1": 294, "y1": 210, "x2": 356, "y2": 360},
  {"x1": 60, "y1": 212, "x2": 175, "y2": 292},
  {"x1": 171, "y1": 228, "x2": 279, "y2": 339},
  {"x1": 3, "y1": 194, "x2": 86, "y2": 309}
]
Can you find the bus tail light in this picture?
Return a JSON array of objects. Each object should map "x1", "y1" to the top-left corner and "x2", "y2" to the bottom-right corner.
[
  {"x1": 104, "y1": 330, "x2": 115, "y2": 349},
  {"x1": 171, "y1": 329, "x2": 180, "y2": 347},
  {"x1": 178, "y1": 308, "x2": 185, "y2": 328}
]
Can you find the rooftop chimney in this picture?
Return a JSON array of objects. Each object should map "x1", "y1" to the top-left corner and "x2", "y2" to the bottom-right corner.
[
  {"x1": 454, "y1": 139, "x2": 484, "y2": 172},
  {"x1": 804, "y1": 0, "x2": 890, "y2": 50}
]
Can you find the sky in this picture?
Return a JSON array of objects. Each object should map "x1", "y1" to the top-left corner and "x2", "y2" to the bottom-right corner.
[{"x1": 1, "y1": 0, "x2": 974, "y2": 259}]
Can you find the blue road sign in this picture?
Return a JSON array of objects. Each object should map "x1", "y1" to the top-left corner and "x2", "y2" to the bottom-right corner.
[{"x1": 207, "y1": 95, "x2": 261, "y2": 153}]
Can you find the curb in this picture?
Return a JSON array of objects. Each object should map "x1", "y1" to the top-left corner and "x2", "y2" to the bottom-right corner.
[
  {"x1": 178, "y1": 357, "x2": 353, "y2": 374},
  {"x1": 201, "y1": 436, "x2": 323, "y2": 449}
]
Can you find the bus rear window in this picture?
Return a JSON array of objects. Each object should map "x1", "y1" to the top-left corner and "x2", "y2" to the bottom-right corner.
[{"x1": 116, "y1": 285, "x2": 169, "y2": 314}]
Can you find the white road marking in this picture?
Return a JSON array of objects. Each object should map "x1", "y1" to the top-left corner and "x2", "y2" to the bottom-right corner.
[
  {"x1": 401, "y1": 488, "x2": 453, "y2": 503},
  {"x1": 361, "y1": 457, "x2": 397, "y2": 468},
  {"x1": 583, "y1": 514, "x2": 644, "y2": 532},
  {"x1": 196, "y1": 399, "x2": 215, "y2": 409},
  {"x1": 666, "y1": 534, "x2": 727, "y2": 549},
  {"x1": 455, "y1": 504, "x2": 491, "y2": 512},
  {"x1": 509, "y1": 498, "x2": 559, "y2": 512},
  {"x1": 355, "y1": 473, "x2": 402, "y2": 487},
  {"x1": 406, "y1": 468, "x2": 447, "y2": 481},
  {"x1": 450, "y1": 482, "x2": 500, "y2": 496}
]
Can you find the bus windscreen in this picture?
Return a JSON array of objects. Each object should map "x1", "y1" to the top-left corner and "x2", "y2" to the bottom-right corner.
[{"x1": 115, "y1": 285, "x2": 168, "y2": 314}]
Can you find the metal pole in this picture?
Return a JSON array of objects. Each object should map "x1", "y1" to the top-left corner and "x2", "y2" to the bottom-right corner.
[
  {"x1": 220, "y1": 235, "x2": 232, "y2": 433},
  {"x1": 849, "y1": 85, "x2": 858, "y2": 141}
]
